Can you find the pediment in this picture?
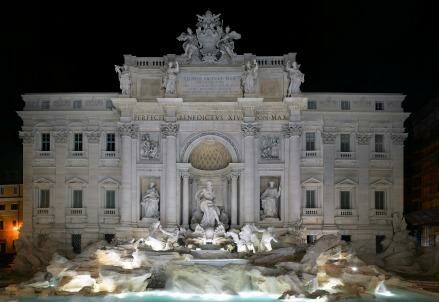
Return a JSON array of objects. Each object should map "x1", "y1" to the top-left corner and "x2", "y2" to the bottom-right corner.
[
  {"x1": 336, "y1": 178, "x2": 357, "y2": 186},
  {"x1": 99, "y1": 177, "x2": 120, "y2": 186},
  {"x1": 302, "y1": 177, "x2": 322, "y2": 185},
  {"x1": 33, "y1": 177, "x2": 55, "y2": 184},
  {"x1": 371, "y1": 179, "x2": 392, "y2": 187},
  {"x1": 65, "y1": 176, "x2": 88, "y2": 185}
]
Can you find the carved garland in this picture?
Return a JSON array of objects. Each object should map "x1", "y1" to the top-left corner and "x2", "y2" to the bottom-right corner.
[
  {"x1": 321, "y1": 132, "x2": 336, "y2": 144},
  {"x1": 118, "y1": 123, "x2": 139, "y2": 138},
  {"x1": 160, "y1": 122, "x2": 179, "y2": 137},
  {"x1": 241, "y1": 122, "x2": 259, "y2": 137},
  {"x1": 356, "y1": 133, "x2": 372, "y2": 145},
  {"x1": 86, "y1": 131, "x2": 101, "y2": 144},
  {"x1": 54, "y1": 129, "x2": 69, "y2": 143}
]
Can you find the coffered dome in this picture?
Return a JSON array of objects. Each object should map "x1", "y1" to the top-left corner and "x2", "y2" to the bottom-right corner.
[{"x1": 189, "y1": 140, "x2": 232, "y2": 170}]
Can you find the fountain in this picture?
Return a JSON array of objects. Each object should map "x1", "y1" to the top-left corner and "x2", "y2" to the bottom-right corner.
[{"x1": 375, "y1": 280, "x2": 394, "y2": 297}]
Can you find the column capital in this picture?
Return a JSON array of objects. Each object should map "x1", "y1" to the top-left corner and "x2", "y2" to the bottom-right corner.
[
  {"x1": 160, "y1": 122, "x2": 179, "y2": 137},
  {"x1": 227, "y1": 171, "x2": 240, "y2": 181},
  {"x1": 86, "y1": 131, "x2": 101, "y2": 144},
  {"x1": 356, "y1": 133, "x2": 372, "y2": 145},
  {"x1": 19, "y1": 131, "x2": 34, "y2": 144},
  {"x1": 391, "y1": 133, "x2": 407, "y2": 145},
  {"x1": 282, "y1": 122, "x2": 303, "y2": 137},
  {"x1": 54, "y1": 129, "x2": 69, "y2": 143},
  {"x1": 118, "y1": 123, "x2": 139, "y2": 138},
  {"x1": 181, "y1": 171, "x2": 191, "y2": 178},
  {"x1": 241, "y1": 122, "x2": 259, "y2": 137},
  {"x1": 322, "y1": 132, "x2": 336, "y2": 144}
]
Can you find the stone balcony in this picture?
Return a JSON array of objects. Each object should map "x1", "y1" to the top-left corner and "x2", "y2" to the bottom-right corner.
[
  {"x1": 34, "y1": 151, "x2": 53, "y2": 158},
  {"x1": 34, "y1": 208, "x2": 54, "y2": 224},
  {"x1": 66, "y1": 208, "x2": 87, "y2": 224},
  {"x1": 371, "y1": 152, "x2": 389, "y2": 160},
  {"x1": 302, "y1": 150, "x2": 320, "y2": 158},
  {"x1": 70, "y1": 151, "x2": 85, "y2": 158},
  {"x1": 102, "y1": 151, "x2": 118, "y2": 159},
  {"x1": 302, "y1": 207, "x2": 323, "y2": 224},
  {"x1": 99, "y1": 208, "x2": 120, "y2": 224},
  {"x1": 67, "y1": 208, "x2": 86, "y2": 216},
  {"x1": 337, "y1": 152, "x2": 355, "y2": 160},
  {"x1": 335, "y1": 208, "x2": 358, "y2": 224}
]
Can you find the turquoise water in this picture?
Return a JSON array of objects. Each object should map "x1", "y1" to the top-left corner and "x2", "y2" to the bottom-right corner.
[{"x1": 0, "y1": 289, "x2": 437, "y2": 302}]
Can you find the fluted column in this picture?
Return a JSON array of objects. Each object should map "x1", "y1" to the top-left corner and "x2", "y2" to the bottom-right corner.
[
  {"x1": 118, "y1": 123, "x2": 138, "y2": 225},
  {"x1": 322, "y1": 131, "x2": 336, "y2": 225},
  {"x1": 283, "y1": 123, "x2": 302, "y2": 224},
  {"x1": 357, "y1": 133, "x2": 372, "y2": 225},
  {"x1": 86, "y1": 131, "x2": 101, "y2": 233},
  {"x1": 391, "y1": 133, "x2": 406, "y2": 214},
  {"x1": 181, "y1": 171, "x2": 190, "y2": 227},
  {"x1": 53, "y1": 129, "x2": 68, "y2": 229},
  {"x1": 230, "y1": 172, "x2": 239, "y2": 226},
  {"x1": 241, "y1": 122, "x2": 259, "y2": 224},
  {"x1": 161, "y1": 122, "x2": 179, "y2": 227}
]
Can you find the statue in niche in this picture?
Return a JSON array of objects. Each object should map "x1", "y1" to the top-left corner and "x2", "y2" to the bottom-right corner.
[
  {"x1": 140, "y1": 182, "x2": 160, "y2": 219},
  {"x1": 114, "y1": 65, "x2": 131, "y2": 95},
  {"x1": 260, "y1": 181, "x2": 281, "y2": 218},
  {"x1": 161, "y1": 61, "x2": 179, "y2": 96},
  {"x1": 140, "y1": 134, "x2": 159, "y2": 160},
  {"x1": 241, "y1": 59, "x2": 258, "y2": 96},
  {"x1": 217, "y1": 26, "x2": 241, "y2": 59},
  {"x1": 194, "y1": 181, "x2": 222, "y2": 228},
  {"x1": 285, "y1": 61, "x2": 305, "y2": 96},
  {"x1": 261, "y1": 136, "x2": 281, "y2": 160},
  {"x1": 177, "y1": 28, "x2": 200, "y2": 60}
]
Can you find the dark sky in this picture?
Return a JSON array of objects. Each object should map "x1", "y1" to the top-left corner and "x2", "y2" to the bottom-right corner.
[{"x1": 1, "y1": 0, "x2": 438, "y2": 183}]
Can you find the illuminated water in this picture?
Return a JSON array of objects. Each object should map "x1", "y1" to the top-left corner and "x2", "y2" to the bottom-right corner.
[{"x1": 0, "y1": 288, "x2": 438, "y2": 302}]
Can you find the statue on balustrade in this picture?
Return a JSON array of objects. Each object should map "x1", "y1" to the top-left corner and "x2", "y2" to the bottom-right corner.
[
  {"x1": 285, "y1": 60, "x2": 304, "y2": 96},
  {"x1": 161, "y1": 61, "x2": 179, "y2": 96},
  {"x1": 260, "y1": 181, "x2": 281, "y2": 218},
  {"x1": 241, "y1": 59, "x2": 258, "y2": 96},
  {"x1": 177, "y1": 27, "x2": 199, "y2": 60},
  {"x1": 140, "y1": 182, "x2": 160, "y2": 219},
  {"x1": 114, "y1": 65, "x2": 131, "y2": 95}
]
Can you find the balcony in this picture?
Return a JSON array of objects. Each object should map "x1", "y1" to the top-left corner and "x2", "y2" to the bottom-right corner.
[
  {"x1": 35, "y1": 151, "x2": 53, "y2": 158},
  {"x1": 336, "y1": 209, "x2": 357, "y2": 216},
  {"x1": 302, "y1": 208, "x2": 322, "y2": 216},
  {"x1": 302, "y1": 150, "x2": 320, "y2": 158},
  {"x1": 67, "y1": 208, "x2": 85, "y2": 216},
  {"x1": 102, "y1": 151, "x2": 117, "y2": 159},
  {"x1": 337, "y1": 152, "x2": 355, "y2": 160},
  {"x1": 302, "y1": 207, "x2": 323, "y2": 224},
  {"x1": 99, "y1": 208, "x2": 119, "y2": 224},
  {"x1": 71, "y1": 151, "x2": 85, "y2": 157},
  {"x1": 34, "y1": 208, "x2": 54, "y2": 224},
  {"x1": 369, "y1": 209, "x2": 390, "y2": 217},
  {"x1": 371, "y1": 152, "x2": 389, "y2": 160},
  {"x1": 35, "y1": 208, "x2": 52, "y2": 215},
  {"x1": 102, "y1": 208, "x2": 118, "y2": 216}
]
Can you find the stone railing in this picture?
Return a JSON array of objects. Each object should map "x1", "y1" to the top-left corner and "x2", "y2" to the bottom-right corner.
[
  {"x1": 371, "y1": 152, "x2": 389, "y2": 160},
  {"x1": 256, "y1": 56, "x2": 285, "y2": 66},
  {"x1": 102, "y1": 151, "x2": 118, "y2": 159},
  {"x1": 135, "y1": 57, "x2": 166, "y2": 68},
  {"x1": 302, "y1": 150, "x2": 320, "y2": 158},
  {"x1": 370, "y1": 209, "x2": 388, "y2": 217},
  {"x1": 337, "y1": 152, "x2": 355, "y2": 160},
  {"x1": 71, "y1": 151, "x2": 85, "y2": 157},
  {"x1": 336, "y1": 209, "x2": 356, "y2": 216},
  {"x1": 35, "y1": 151, "x2": 53, "y2": 158},
  {"x1": 302, "y1": 208, "x2": 322, "y2": 216},
  {"x1": 67, "y1": 208, "x2": 85, "y2": 216},
  {"x1": 35, "y1": 208, "x2": 52, "y2": 215},
  {"x1": 101, "y1": 208, "x2": 118, "y2": 216}
]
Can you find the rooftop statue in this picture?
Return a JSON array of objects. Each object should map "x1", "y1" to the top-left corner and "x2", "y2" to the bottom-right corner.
[
  {"x1": 177, "y1": 10, "x2": 241, "y2": 63},
  {"x1": 241, "y1": 60, "x2": 259, "y2": 96},
  {"x1": 114, "y1": 65, "x2": 131, "y2": 95},
  {"x1": 161, "y1": 61, "x2": 179, "y2": 96},
  {"x1": 285, "y1": 61, "x2": 305, "y2": 96}
]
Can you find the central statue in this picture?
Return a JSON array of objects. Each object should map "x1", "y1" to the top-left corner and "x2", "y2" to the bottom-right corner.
[{"x1": 195, "y1": 181, "x2": 222, "y2": 228}]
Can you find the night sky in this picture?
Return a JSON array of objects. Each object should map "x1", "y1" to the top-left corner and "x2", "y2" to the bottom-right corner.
[{"x1": 1, "y1": 1, "x2": 438, "y2": 184}]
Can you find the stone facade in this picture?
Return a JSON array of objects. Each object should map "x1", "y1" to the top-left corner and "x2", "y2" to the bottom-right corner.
[
  {"x1": 0, "y1": 184, "x2": 23, "y2": 254},
  {"x1": 18, "y1": 11, "x2": 409, "y2": 254}
]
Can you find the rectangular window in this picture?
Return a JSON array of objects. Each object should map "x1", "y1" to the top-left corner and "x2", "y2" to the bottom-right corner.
[
  {"x1": 306, "y1": 190, "x2": 316, "y2": 208},
  {"x1": 0, "y1": 205, "x2": 4, "y2": 211},
  {"x1": 340, "y1": 191, "x2": 351, "y2": 209},
  {"x1": 41, "y1": 133, "x2": 51, "y2": 151},
  {"x1": 0, "y1": 221, "x2": 3, "y2": 230},
  {"x1": 341, "y1": 100, "x2": 351, "y2": 110},
  {"x1": 307, "y1": 235, "x2": 317, "y2": 244},
  {"x1": 375, "y1": 134, "x2": 384, "y2": 152},
  {"x1": 12, "y1": 220, "x2": 17, "y2": 227},
  {"x1": 375, "y1": 101, "x2": 384, "y2": 111},
  {"x1": 0, "y1": 187, "x2": 3, "y2": 195},
  {"x1": 74, "y1": 133, "x2": 83, "y2": 151},
  {"x1": 104, "y1": 234, "x2": 115, "y2": 244},
  {"x1": 41, "y1": 100, "x2": 50, "y2": 110},
  {"x1": 11, "y1": 204, "x2": 18, "y2": 210},
  {"x1": 72, "y1": 234, "x2": 82, "y2": 254},
  {"x1": 40, "y1": 190, "x2": 50, "y2": 208},
  {"x1": 106, "y1": 100, "x2": 113, "y2": 110},
  {"x1": 376, "y1": 235, "x2": 385, "y2": 253},
  {"x1": 375, "y1": 191, "x2": 385, "y2": 209},
  {"x1": 13, "y1": 186, "x2": 18, "y2": 195},
  {"x1": 73, "y1": 100, "x2": 82, "y2": 109},
  {"x1": 307, "y1": 100, "x2": 317, "y2": 110},
  {"x1": 105, "y1": 190, "x2": 116, "y2": 209},
  {"x1": 73, "y1": 190, "x2": 83, "y2": 208},
  {"x1": 305, "y1": 133, "x2": 316, "y2": 151},
  {"x1": 340, "y1": 134, "x2": 350, "y2": 152},
  {"x1": 106, "y1": 133, "x2": 116, "y2": 151},
  {"x1": 341, "y1": 235, "x2": 351, "y2": 242}
]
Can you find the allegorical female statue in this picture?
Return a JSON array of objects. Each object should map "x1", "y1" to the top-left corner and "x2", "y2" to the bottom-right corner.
[
  {"x1": 176, "y1": 27, "x2": 199, "y2": 60},
  {"x1": 141, "y1": 182, "x2": 160, "y2": 219},
  {"x1": 114, "y1": 65, "x2": 131, "y2": 95},
  {"x1": 241, "y1": 59, "x2": 258, "y2": 96},
  {"x1": 162, "y1": 61, "x2": 179, "y2": 96},
  {"x1": 285, "y1": 60, "x2": 305, "y2": 96},
  {"x1": 260, "y1": 181, "x2": 281, "y2": 218},
  {"x1": 195, "y1": 181, "x2": 221, "y2": 228}
]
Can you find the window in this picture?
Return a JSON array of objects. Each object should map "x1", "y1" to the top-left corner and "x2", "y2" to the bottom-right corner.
[
  {"x1": 72, "y1": 190, "x2": 83, "y2": 208},
  {"x1": 305, "y1": 133, "x2": 316, "y2": 151},
  {"x1": 340, "y1": 191, "x2": 351, "y2": 209},
  {"x1": 12, "y1": 220, "x2": 17, "y2": 227},
  {"x1": 106, "y1": 133, "x2": 116, "y2": 152},
  {"x1": 40, "y1": 190, "x2": 50, "y2": 208},
  {"x1": 72, "y1": 234, "x2": 82, "y2": 254},
  {"x1": 106, "y1": 100, "x2": 113, "y2": 110},
  {"x1": 340, "y1": 134, "x2": 350, "y2": 152},
  {"x1": 104, "y1": 234, "x2": 115, "y2": 244},
  {"x1": 307, "y1": 100, "x2": 317, "y2": 110},
  {"x1": 375, "y1": 101, "x2": 384, "y2": 111},
  {"x1": 74, "y1": 133, "x2": 83, "y2": 151},
  {"x1": 0, "y1": 221, "x2": 3, "y2": 230},
  {"x1": 105, "y1": 190, "x2": 116, "y2": 209},
  {"x1": 375, "y1": 191, "x2": 385, "y2": 209},
  {"x1": 306, "y1": 190, "x2": 316, "y2": 208},
  {"x1": 376, "y1": 235, "x2": 385, "y2": 253},
  {"x1": 307, "y1": 235, "x2": 317, "y2": 244},
  {"x1": 41, "y1": 133, "x2": 50, "y2": 151},
  {"x1": 73, "y1": 100, "x2": 82, "y2": 109},
  {"x1": 13, "y1": 186, "x2": 18, "y2": 195},
  {"x1": 41, "y1": 101, "x2": 50, "y2": 110},
  {"x1": 341, "y1": 235, "x2": 351, "y2": 242},
  {"x1": 0, "y1": 205, "x2": 5, "y2": 211},
  {"x1": 375, "y1": 135, "x2": 384, "y2": 152},
  {"x1": 0, "y1": 187, "x2": 3, "y2": 195},
  {"x1": 341, "y1": 100, "x2": 351, "y2": 110},
  {"x1": 11, "y1": 204, "x2": 18, "y2": 210}
]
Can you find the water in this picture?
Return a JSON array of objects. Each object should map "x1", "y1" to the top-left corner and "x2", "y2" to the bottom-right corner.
[{"x1": 0, "y1": 289, "x2": 438, "y2": 302}]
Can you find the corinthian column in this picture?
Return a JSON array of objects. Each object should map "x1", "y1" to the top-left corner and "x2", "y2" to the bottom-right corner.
[
  {"x1": 241, "y1": 122, "x2": 259, "y2": 224},
  {"x1": 181, "y1": 171, "x2": 190, "y2": 227},
  {"x1": 283, "y1": 122, "x2": 302, "y2": 224},
  {"x1": 161, "y1": 122, "x2": 179, "y2": 227},
  {"x1": 118, "y1": 123, "x2": 138, "y2": 225}
]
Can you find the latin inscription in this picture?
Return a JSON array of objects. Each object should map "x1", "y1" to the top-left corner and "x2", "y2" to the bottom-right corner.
[{"x1": 178, "y1": 72, "x2": 242, "y2": 97}]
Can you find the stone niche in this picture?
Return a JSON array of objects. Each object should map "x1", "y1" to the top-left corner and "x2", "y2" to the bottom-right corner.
[
  {"x1": 259, "y1": 176, "x2": 282, "y2": 221},
  {"x1": 139, "y1": 176, "x2": 161, "y2": 223}
]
